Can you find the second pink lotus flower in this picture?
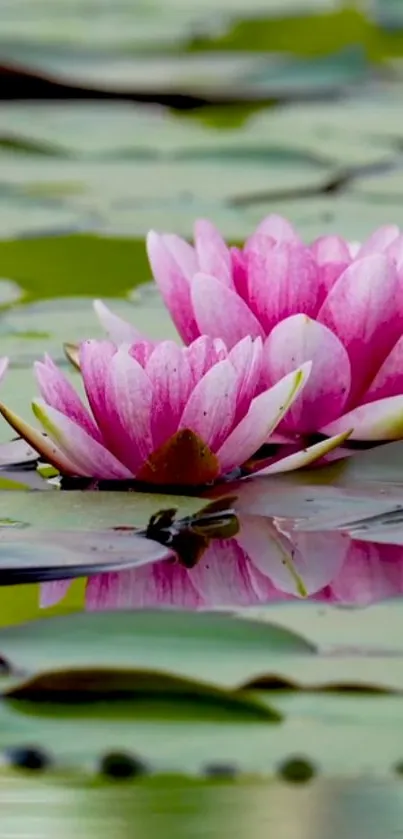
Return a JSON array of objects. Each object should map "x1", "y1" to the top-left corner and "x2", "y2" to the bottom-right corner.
[{"x1": 96, "y1": 216, "x2": 403, "y2": 446}]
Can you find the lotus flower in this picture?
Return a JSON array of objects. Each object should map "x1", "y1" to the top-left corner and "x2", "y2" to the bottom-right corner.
[
  {"x1": 0, "y1": 337, "x2": 334, "y2": 484},
  {"x1": 95, "y1": 217, "x2": 403, "y2": 447},
  {"x1": 41, "y1": 512, "x2": 351, "y2": 610}
]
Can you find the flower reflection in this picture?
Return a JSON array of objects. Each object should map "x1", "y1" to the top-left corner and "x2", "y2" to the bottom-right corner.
[
  {"x1": 89, "y1": 536, "x2": 403, "y2": 611},
  {"x1": 318, "y1": 541, "x2": 403, "y2": 606},
  {"x1": 41, "y1": 507, "x2": 403, "y2": 612}
]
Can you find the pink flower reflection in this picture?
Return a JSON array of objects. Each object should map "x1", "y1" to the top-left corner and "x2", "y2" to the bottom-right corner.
[
  {"x1": 41, "y1": 514, "x2": 351, "y2": 611},
  {"x1": 317, "y1": 540, "x2": 403, "y2": 606}
]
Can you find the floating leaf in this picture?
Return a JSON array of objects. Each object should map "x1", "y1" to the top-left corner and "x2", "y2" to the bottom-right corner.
[
  {"x1": 0, "y1": 609, "x2": 315, "y2": 687},
  {"x1": 0, "y1": 236, "x2": 150, "y2": 300},
  {"x1": 0, "y1": 530, "x2": 175, "y2": 585},
  {"x1": 0, "y1": 495, "x2": 240, "y2": 584}
]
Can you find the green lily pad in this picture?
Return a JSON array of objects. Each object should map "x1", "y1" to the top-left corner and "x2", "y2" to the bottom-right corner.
[
  {"x1": 232, "y1": 471, "x2": 403, "y2": 530},
  {"x1": 2, "y1": 98, "x2": 391, "y2": 166},
  {"x1": 315, "y1": 441, "x2": 403, "y2": 486},
  {"x1": 242, "y1": 599, "x2": 403, "y2": 657},
  {"x1": 0, "y1": 102, "x2": 333, "y2": 162},
  {"x1": 0, "y1": 151, "x2": 330, "y2": 238},
  {"x1": 0, "y1": 291, "x2": 175, "y2": 370},
  {"x1": 0, "y1": 490, "x2": 203, "y2": 531},
  {"x1": 0, "y1": 235, "x2": 150, "y2": 300},
  {"x1": 0, "y1": 193, "x2": 92, "y2": 241},
  {"x1": 352, "y1": 168, "x2": 403, "y2": 200},
  {"x1": 0, "y1": 609, "x2": 315, "y2": 682}
]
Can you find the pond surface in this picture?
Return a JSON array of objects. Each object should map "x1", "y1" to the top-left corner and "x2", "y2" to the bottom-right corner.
[{"x1": 3, "y1": 0, "x2": 403, "y2": 836}]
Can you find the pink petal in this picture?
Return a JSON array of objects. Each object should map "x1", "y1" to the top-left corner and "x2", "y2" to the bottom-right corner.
[
  {"x1": 235, "y1": 515, "x2": 305, "y2": 596},
  {"x1": 238, "y1": 515, "x2": 349, "y2": 596},
  {"x1": 230, "y1": 246, "x2": 248, "y2": 297},
  {"x1": 128, "y1": 340, "x2": 155, "y2": 368},
  {"x1": 135, "y1": 561, "x2": 202, "y2": 608},
  {"x1": 252, "y1": 431, "x2": 352, "y2": 475},
  {"x1": 185, "y1": 335, "x2": 228, "y2": 385},
  {"x1": 248, "y1": 213, "x2": 300, "y2": 246},
  {"x1": 245, "y1": 563, "x2": 292, "y2": 603},
  {"x1": 162, "y1": 233, "x2": 198, "y2": 279},
  {"x1": 194, "y1": 219, "x2": 232, "y2": 287},
  {"x1": 179, "y1": 359, "x2": 238, "y2": 452},
  {"x1": 32, "y1": 399, "x2": 132, "y2": 478},
  {"x1": 244, "y1": 233, "x2": 276, "y2": 259},
  {"x1": 386, "y1": 233, "x2": 403, "y2": 270},
  {"x1": 145, "y1": 341, "x2": 193, "y2": 449},
  {"x1": 229, "y1": 336, "x2": 263, "y2": 422},
  {"x1": 191, "y1": 272, "x2": 264, "y2": 350},
  {"x1": 86, "y1": 563, "x2": 202, "y2": 610},
  {"x1": 318, "y1": 254, "x2": 403, "y2": 404},
  {"x1": 146, "y1": 230, "x2": 200, "y2": 344},
  {"x1": 41, "y1": 580, "x2": 72, "y2": 608},
  {"x1": 80, "y1": 340, "x2": 117, "y2": 434},
  {"x1": 189, "y1": 540, "x2": 258, "y2": 606},
  {"x1": 310, "y1": 235, "x2": 351, "y2": 264},
  {"x1": 93, "y1": 300, "x2": 145, "y2": 345},
  {"x1": 317, "y1": 262, "x2": 350, "y2": 305},
  {"x1": 365, "y1": 336, "x2": 403, "y2": 402},
  {"x1": 246, "y1": 242, "x2": 321, "y2": 332},
  {"x1": 326, "y1": 541, "x2": 403, "y2": 606},
  {"x1": 310, "y1": 235, "x2": 351, "y2": 303},
  {"x1": 213, "y1": 338, "x2": 228, "y2": 355},
  {"x1": 216, "y1": 362, "x2": 311, "y2": 474},
  {"x1": 34, "y1": 355, "x2": 102, "y2": 442},
  {"x1": 263, "y1": 315, "x2": 351, "y2": 433},
  {"x1": 104, "y1": 349, "x2": 154, "y2": 473},
  {"x1": 358, "y1": 224, "x2": 400, "y2": 257},
  {"x1": 321, "y1": 394, "x2": 403, "y2": 441}
]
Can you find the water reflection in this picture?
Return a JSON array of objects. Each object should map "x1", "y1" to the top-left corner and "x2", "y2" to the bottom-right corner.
[{"x1": 41, "y1": 510, "x2": 403, "y2": 611}]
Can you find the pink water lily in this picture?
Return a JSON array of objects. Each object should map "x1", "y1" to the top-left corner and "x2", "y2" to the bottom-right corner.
[
  {"x1": 95, "y1": 217, "x2": 403, "y2": 446},
  {"x1": 0, "y1": 337, "x2": 325, "y2": 485}
]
